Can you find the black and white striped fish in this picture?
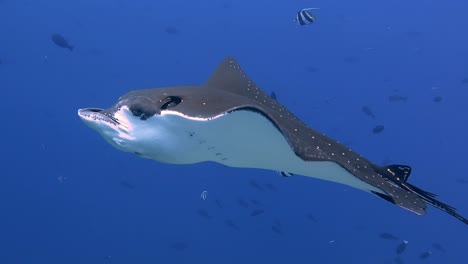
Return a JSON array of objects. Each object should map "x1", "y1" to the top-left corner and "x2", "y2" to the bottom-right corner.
[{"x1": 295, "y1": 8, "x2": 319, "y2": 26}]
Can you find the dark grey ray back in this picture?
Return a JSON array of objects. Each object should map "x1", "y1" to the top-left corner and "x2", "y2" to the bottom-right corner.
[
  {"x1": 204, "y1": 57, "x2": 366, "y2": 164},
  {"x1": 200, "y1": 57, "x2": 426, "y2": 214}
]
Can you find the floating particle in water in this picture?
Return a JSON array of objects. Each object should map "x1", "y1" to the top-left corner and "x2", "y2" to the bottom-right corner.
[
  {"x1": 57, "y1": 175, "x2": 67, "y2": 183},
  {"x1": 200, "y1": 190, "x2": 208, "y2": 200},
  {"x1": 372, "y1": 125, "x2": 385, "y2": 134}
]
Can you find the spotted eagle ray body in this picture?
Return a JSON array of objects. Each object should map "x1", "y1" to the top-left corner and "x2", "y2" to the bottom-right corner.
[{"x1": 78, "y1": 57, "x2": 467, "y2": 225}]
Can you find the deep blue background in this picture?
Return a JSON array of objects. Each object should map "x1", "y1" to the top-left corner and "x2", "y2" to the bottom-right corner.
[{"x1": 1, "y1": 0, "x2": 467, "y2": 263}]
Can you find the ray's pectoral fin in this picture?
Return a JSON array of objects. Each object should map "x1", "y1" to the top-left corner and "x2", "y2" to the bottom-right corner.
[
  {"x1": 375, "y1": 164, "x2": 468, "y2": 225},
  {"x1": 384, "y1": 164, "x2": 412, "y2": 181}
]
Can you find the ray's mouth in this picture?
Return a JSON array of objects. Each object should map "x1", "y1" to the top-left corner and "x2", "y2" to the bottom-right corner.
[{"x1": 78, "y1": 108, "x2": 120, "y2": 125}]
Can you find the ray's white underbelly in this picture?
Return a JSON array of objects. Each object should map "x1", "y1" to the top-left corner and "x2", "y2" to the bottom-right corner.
[{"x1": 157, "y1": 111, "x2": 382, "y2": 193}]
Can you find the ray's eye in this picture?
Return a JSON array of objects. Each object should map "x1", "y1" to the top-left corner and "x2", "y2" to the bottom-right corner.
[{"x1": 161, "y1": 96, "x2": 182, "y2": 110}]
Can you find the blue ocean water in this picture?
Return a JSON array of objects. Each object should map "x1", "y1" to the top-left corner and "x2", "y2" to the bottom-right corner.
[{"x1": 1, "y1": 0, "x2": 467, "y2": 263}]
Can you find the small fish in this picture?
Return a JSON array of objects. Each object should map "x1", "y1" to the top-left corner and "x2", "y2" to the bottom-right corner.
[
  {"x1": 196, "y1": 209, "x2": 211, "y2": 219},
  {"x1": 51, "y1": 33, "x2": 74, "y2": 51},
  {"x1": 431, "y1": 243, "x2": 445, "y2": 253},
  {"x1": 271, "y1": 225, "x2": 283, "y2": 235},
  {"x1": 164, "y1": 26, "x2": 179, "y2": 35},
  {"x1": 305, "y1": 65, "x2": 319, "y2": 73},
  {"x1": 270, "y1": 91, "x2": 277, "y2": 100},
  {"x1": 362, "y1": 106, "x2": 376, "y2": 118},
  {"x1": 379, "y1": 232, "x2": 399, "y2": 240},
  {"x1": 393, "y1": 256, "x2": 404, "y2": 264},
  {"x1": 456, "y1": 178, "x2": 468, "y2": 184},
  {"x1": 419, "y1": 250, "x2": 432, "y2": 259},
  {"x1": 306, "y1": 213, "x2": 318, "y2": 223},
  {"x1": 388, "y1": 95, "x2": 408, "y2": 103},
  {"x1": 170, "y1": 241, "x2": 189, "y2": 251},
  {"x1": 295, "y1": 8, "x2": 319, "y2": 26},
  {"x1": 225, "y1": 219, "x2": 239, "y2": 230},
  {"x1": 433, "y1": 96, "x2": 443, "y2": 103},
  {"x1": 344, "y1": 56, "x2": 360, "y2": 64},
  {"x1": 237, "y1": 199, "x2": 249, "y2": 208},
  {"x1": 249, "y1": 199, "x2": 262, "y2": 206},
  {"x1": 249, "y1": 179, "x2": 264, "y2": 191},
  {"x1": 250, "y1": 209, "x2": 265, "y2": 216},
  {"x1": 215, "y1": 199, "x2": 223, "y2": 208},
  {"x1": 264, "y1": 183, "x2": 278, "y2": 191},
  {"x1": 120, "y1": 180, "x2": 135, "y2": 190},
  {"x1": 372, "y1": 125, "x2": 385, "y2": 134},
  {"x1": 396, "y1": 240, "x2": 408, "y2": 255}
]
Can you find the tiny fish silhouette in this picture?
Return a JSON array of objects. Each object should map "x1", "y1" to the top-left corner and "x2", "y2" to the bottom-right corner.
[
  {"x1": 215, "y1": 199, "x2": 223, "y2": 208},
  {"x1": 431, "y1": 243, "x2": 445, "y2": 253},
  {"x1": 225, "y1": 219, "x2": 239, "y2": 230},
  {"x1": 393, "y1": 256, "x2": 404, "y2": 264},
  {"x1": 196, "y1": 209, "x2": 211, "y2": 219},
  {"x1": 306, "y1": 213, "x2": 318, "y2": 223},
  {"x1": 250, "y1": 209, "x2": 265, "y2": 216},
  {"x1": 170, "y1": 241, "x2": 189, "y2": 251},
  {"x1": 362, "y1": 106, "x2": 376, "y2": 118},
  {"x1": 379, "y1": 232, "x2": 399, "y2": 240},
  {"x1": 433, "y1": 96, "x2": 443, "y2": 103},
  {"x1": 372, "y1": 125, "x2": 385, "y2": 134},
  {"x1": 249, "y1": 199, "x2": 262, "y2": 206},
  {"x1": 396, "y1": 240, "x2": 408, "y2": 255},
  {"x1": 264, "y1": 183, "x2": 277, "y2": 191},
  {"x1": 120, "y1": 180, "x2": 135, "y2": 189},
  {"x1": 249, "y1": 179, "x2": 264, "y2": 191},
  {"x1": 237, "y1": 199, "x2": 249, "y2": 208},
  {"x1": 271, "y1": 225, "x2": 282, "y2": 235},
  {"x1": 388, "y1": 95, "x2": 408, "y2": 103},
  {"x1": 419, "y1": 250, "x2": 432, "y2": 259},
  {"x1": 51, "y1": 33, "x2": 74, "y2": 51},
  {"x1": 270, "y1": 91, "x2": 277, "y2": 100}
]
